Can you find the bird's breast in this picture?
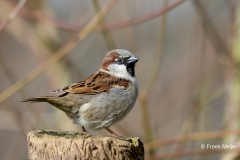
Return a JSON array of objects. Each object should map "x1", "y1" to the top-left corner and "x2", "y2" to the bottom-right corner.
[{"x1": 75, "y1": 83, "x2": 138, "y2": 130}]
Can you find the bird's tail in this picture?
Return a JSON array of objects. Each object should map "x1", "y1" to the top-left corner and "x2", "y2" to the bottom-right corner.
[{"x1": 20, "y1": 96, "x2": 54, "y2": 103}]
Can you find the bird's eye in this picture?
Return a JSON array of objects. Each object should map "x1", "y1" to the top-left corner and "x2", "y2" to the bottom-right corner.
[{"x1": 118, "y1": 58, "x2": 123, "y2": 62}]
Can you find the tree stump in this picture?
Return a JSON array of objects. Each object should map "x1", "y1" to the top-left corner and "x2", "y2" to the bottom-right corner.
[{"x1": 27, "y1": 130, "x2": 144, "y2": 160}]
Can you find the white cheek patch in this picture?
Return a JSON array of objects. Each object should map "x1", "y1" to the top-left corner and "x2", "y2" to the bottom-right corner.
[
  {"x1": 105, "y1": 63, "x2": 136, "y2": 82},
  {"x1": 108, "y1": 64, "x2": 127, "y2": 76}
]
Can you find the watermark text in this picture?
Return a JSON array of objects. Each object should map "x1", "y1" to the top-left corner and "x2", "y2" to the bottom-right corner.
[{"x1": 201, "y1": 144, "x2": 237, "y2": 150}]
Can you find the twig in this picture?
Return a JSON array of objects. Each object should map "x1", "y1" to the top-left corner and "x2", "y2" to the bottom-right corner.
[
  {"x1": 193, "y1": 0, "x2": 232, "y2": 65},
  {"x1": 0, "y1": 0, "x2": 27, "y2": 32},
  {"x1": 99, "y1": 0, "x2": 186, "y2": 31},
  {"x1": 169, "y1": 26, "x2": 208, "y2": 157},
  {"x1": 0, "y1": 0, "x2": 118, "y2": 104},
  {"x1": 139, "y1": 0, "x2": 168, "y2": 156},
  {"x1": 146, "y1": 0, "x2": 167, "y2": 97},
  {"x1": 0, "y1": 54, "x2": 37, "y2": 132},
  {"x1": 92, "y1": 0, "x2": 116, "y2": 50},
  {"x1": 144, "y1": 130, "x2": 240, "y2": 151},
  {"x1": 0, "y1": 68, "x2": 3, "y2": 78},
  {"x1": 6, "y1": 0, "x2": 186, "y2": 32},
  {"x1": 146, "y1": 148, "x2": 240, "y2": 159},
  {"x1": 224, "y1": 0, "x2": 240, "y2": 146},
  {"x1": 123, "y1": 15, "x2": 146, "y2": 91}
]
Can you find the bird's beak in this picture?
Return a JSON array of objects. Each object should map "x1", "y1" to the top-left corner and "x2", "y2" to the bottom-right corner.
[{"x1": 127, "y1": 56, "x2": 139, "y2": 65}]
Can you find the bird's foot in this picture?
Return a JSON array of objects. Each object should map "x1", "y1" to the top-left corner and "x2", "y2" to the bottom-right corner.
[
  {"x1": 82, "y1": 126, "x2": 88, "y2": 133},
  {"x1": 104, "y1": 127, "x2": 122, "y2": 138}
]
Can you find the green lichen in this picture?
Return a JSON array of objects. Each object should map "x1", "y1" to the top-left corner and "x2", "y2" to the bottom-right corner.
[
  {"x1": 123, "y1": 137, "x2": 139, "y2": 146},
  {"x1": 35, "y1": 130, "x2": 89, "y2": 139}
]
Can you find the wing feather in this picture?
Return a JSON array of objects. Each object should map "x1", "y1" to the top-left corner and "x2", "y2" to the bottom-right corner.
[{"x1": 51, "y1": 71, "x2": 129, "y2": 95}]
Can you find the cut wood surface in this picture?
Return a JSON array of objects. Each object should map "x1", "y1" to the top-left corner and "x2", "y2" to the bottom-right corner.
[{"x1": 27, "y1": 130, "x2": 144, "y2": 160}]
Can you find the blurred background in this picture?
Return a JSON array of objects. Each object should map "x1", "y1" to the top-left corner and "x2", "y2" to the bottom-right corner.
[{"x1": 0, "y1": 0, "x2": 239, "y2": 159}]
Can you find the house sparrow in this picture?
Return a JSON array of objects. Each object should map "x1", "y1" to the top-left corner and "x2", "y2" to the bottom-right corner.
[{"x1": 21, "y1": 49, "x2": 139, "y2": 137}]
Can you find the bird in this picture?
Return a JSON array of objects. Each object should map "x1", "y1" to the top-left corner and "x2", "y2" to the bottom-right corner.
[{"x1": 21, "y1": 49, "x2": 139, "y2": 137}]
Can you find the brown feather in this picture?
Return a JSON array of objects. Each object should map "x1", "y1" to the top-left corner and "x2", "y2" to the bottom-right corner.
[
  {"x1": 101, "y1": 51, "x2": 119, "y2": 71},
  {"x1": 59, "y1": 71, "x2": 129, "y2": 95}
]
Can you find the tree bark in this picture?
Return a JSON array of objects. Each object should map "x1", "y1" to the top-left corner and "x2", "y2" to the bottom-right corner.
[{"x1": 27, "y1": 130, "x2": 144, "y2": 160}]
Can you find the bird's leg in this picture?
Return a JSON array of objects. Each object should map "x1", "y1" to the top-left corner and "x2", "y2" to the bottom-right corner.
[
  {"x1": 105, "y1": 127, "x2": 119, "y2": 137},
  {"x1": 82, "y1": 126, "x2": 87, "y2": 133}
]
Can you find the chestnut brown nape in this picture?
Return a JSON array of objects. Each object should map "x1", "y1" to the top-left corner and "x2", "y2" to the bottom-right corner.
[{"x1": 101, "y1": 51, "x2": 119, "y2": 71}]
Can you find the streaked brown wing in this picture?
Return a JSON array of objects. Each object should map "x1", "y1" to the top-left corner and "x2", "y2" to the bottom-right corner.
[{"x1": 53, "y1": 71, "x2": 129, "y2": 95}]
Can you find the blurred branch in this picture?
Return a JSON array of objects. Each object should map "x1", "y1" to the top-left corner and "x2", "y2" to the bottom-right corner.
[
  {"x1": 124, "y1": 16, "x2": 146, "y2": 86},
  {"x1": 123, "y1": 20, "x2": 150, "y2": 139},
  {"x1": 0, "y1": 0, "x2": 27, "y2": 32},
  {"x1": 147, "y1": 0, "x2": 167, "y2": 95},
  {"x1": 145, "y1": 130, "x2": 240, "y2": 151},
  {"x1": 98, "y1": 0, "x2": 186, "y2": 31},
  {"x1": 7, "y1": 0, "x2": 186, "y2": 32},
  {"x1": 193, "y1": 0, "x2": 232, "y2": 65},
  {"x1": 92, "y1": 0, "x2": 116, "y2": 50},
  {"x1": 0, "y1": 68, "x2": 3, "y2": 78},
  {"x1": 146, "y1": 148, "x2": 240, "y2": 159},
  {"x1": 224, "y1": 0, "x2": 240, "y2": 145},
  {"x1": 139, "y1": 0, "x2": 168, "y2": 156},
  {"x1": 0, "y1": 54, "x2": 37, "y2": 132},
  {"x1": 169, "y1": 25, "x2": 208, "y2": 157},
  {"x1": 0, "y1": 0, "x2": 118, "y2": 104},
  {"x1": 1, "y1": 1, "x2": 73, "y2": 92}
]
